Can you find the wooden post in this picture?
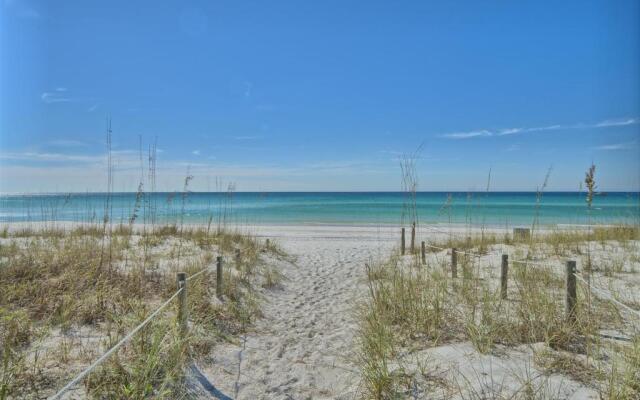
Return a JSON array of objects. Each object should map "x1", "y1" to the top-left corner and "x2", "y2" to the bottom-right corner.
[
  {"x1": 421, "y1": 241, "x2": 426, "y2": 265},
  {"x1": 501, "y1": 254, "x2": 508, "y2": 299},
  {"x1": 410, "y1": 223, "x2": 416, "y2": 254},
  {"x1": 235, "y1": 249, "x2": 241, "y2": 265},
  {"x1": 266, "y1": 238, "x2": 270, "y2": 249},
  {"x1": 401, "y1": 228, "x2": 406, "y2": 255},
  {"x1": 216, "y1": 256, "x2": 223, "y2": 299},
  {"x1": 451, "y1": 248, "x2": 457, "y2": 278},
  {"x1": 566, "y1": 260, "x2": 577, "y2": 322},
  {"x1": 177, "y1": 272, "x2": 187, "y2": 338}
]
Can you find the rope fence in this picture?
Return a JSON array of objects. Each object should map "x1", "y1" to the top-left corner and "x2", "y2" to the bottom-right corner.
[
  {"x1": 51, "y1": 287, "x2": 184, "y2": 400},
  {"x1": 401, "y1": 224, "x2": 640, "y2": 324},
  {"x1": 50, "y1": 244, "x2": 253, "y2": 399},
  {"x1": 185, "y1": 266, "x2": 209, "y2": 282},
  {"x1": 574, "y1": 272, "x2": 640, "y2": 319}
]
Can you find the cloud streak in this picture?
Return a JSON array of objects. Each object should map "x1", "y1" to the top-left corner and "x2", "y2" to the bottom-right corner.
[
  {"x1": 40, "y1": 88, "x2": 72, "y2": 104},
  {"x1": 440, "y1": 117, "x2": 638, "y2": 139},
  {"x1": 593, "y1": 141, "x2": 637, "y2": 151}
]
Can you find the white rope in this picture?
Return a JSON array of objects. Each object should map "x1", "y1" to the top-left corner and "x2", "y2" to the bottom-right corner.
[
  {"x1": 423, "y1": 241, "x2": 554, "y2": 268},
  {"x1": 574, "y1": 273, "x2": 640, "y2": 318},
  {"x1": 423, "y1": 243, "x2": 448, "y2": 252},
  {"x1": 51, "y1": 288, "x2": 184, "y2": 400},
  {"x1": 421, "y1": 227, "x2": 481, "y2": 258},
  {"x1": 425, "y1": 231, "x2": 638, "y2": 318},
  {"x1": 420, "y1": 224, "x2": 569, "y2": 271},
  {"x1": 186, "y1": 267, "x2": 209, "y2": 281},
  {"x1": 421, "y1": 224, "x2": 456, "y2": 237},
  {"x1": 510, "y1": 258, "x2": 558, "y2": 268},
  {"x1": 423, "y1": 242, "x2": 479, "y2": 258}
]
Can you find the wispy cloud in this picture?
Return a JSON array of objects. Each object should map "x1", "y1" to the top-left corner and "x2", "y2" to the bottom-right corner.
[
  {"x1": 442, "y1": 130, "x2": 492, "y2": 139},
  {"x1": 41, "y1": 93, "x2": 69, "y2": 103},
  {"x1": 191, "y1": 150, "x2": 201, "y2": 156},
  {"x1": 440, "y1": 117, "x2": 638, "y2": 139},
  {"x1": 498, "y1": 128, "x2": 522, "y2": 136},
  {"x1": 40, "y1": 88, "x2": 71, "y2": 104},
  {"x1": 87, "y1": 104, "x2": 99, "y2": 112},
  {"x1": 593, "y1": 141, "x2": 637, "y2": 151},
  {"x1": 595, "y1": 118, "x2": 638, "y2": 128}
]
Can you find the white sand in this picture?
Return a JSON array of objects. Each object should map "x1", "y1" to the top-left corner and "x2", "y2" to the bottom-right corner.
[
  {"x1": 4, "y1": 222, "x2": 636, "y2": 399},
  {"x1": 191, "y1": 224, "x2": 637, "y2": 399},
  {"x1": 195, "y1": 225, "x2": 398, "y2": 399}
]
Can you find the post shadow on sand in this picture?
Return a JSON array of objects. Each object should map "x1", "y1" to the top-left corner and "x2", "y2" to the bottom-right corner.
[{"x1": 187, "y1": 363, "x2": 234, "y2": 400}]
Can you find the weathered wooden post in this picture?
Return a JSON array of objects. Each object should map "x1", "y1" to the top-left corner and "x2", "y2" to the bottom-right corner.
[
  {"x1": 451, "y1": 248, "x2": 458, "y2": 278},
  {"x1": 421, "y1": 241, "x2": 426, "y2": 265},
  {"x1": 266, "y1": 238, "x2": 270, "y2": 250},
  {"x1": 216, "y1": 256, "x2": 223, "y2": 299},
  {"x1": 565, "y1": 260, "x2": 577, "y2": 322},
  {"x1": 176, "y1": 272, "x2": 187, "y2": 338},
  {"x1": 410, "y1": 222, "x2": 416, "y2": 254},
  {"x1": 401, "y1": 228, "x2": 406, "y2": 255},
  {"x1": 501, "y1": 254, "x2": 508, "y2": 299}
]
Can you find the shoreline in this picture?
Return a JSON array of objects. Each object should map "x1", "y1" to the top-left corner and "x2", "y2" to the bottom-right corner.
[
  {"x1": 2, "y1": 220, "x2": 632, "y2": 245},
  {"x1": 1, "y1": 219, "x2": 633, "y2": 231}
]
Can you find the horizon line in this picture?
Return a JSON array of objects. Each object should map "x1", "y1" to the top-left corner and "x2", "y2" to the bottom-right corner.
[{"x1": 1, "y1": 190, "x2": 639, "y2": 196}]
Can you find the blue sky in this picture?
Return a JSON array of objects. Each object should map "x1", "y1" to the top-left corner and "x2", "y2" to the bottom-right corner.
[{"x1": 1, "y1": 0, "x2": 639, "y2": 192}]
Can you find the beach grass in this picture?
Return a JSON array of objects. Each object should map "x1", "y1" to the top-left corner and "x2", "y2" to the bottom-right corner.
[
  {"x1": 0, "y1": 223, "x2": 284, "y2": 399},
  {"x1": 356, "y1": 225, "x2": 640, "y2": 399}
]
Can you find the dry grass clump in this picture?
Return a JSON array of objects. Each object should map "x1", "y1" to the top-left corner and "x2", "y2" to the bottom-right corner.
[
  {"x1": 357, "y1": 258, "x2": 461, "y2": 398},
  {"x1": 533, "y1": 348, "x2": 603, "y2": 386},
  {"x1": 357, "y1": 226, "x2": 639, "y2": 399},
  {"x1": 603, "y1": 337, "x2": 640, "y2": 399},
  {"x1": 0, "y1": 224, "x2": 283, "y2": 399},
  {"x1": 366, "y1": 258, "x2": 459, "y2": 344}
]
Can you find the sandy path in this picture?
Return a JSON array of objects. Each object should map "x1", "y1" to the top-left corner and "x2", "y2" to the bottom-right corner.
[{"x1": 198, "y1": 227, "x2": 395, "y2": 400}]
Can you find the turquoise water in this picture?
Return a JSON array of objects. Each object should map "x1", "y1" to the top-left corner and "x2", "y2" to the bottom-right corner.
[{"x1": 0, "y1": 192, "x2": 638, "y2": 226}]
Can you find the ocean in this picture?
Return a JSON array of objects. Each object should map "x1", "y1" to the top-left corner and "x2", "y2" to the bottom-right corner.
[{"x1": 0, "y1": 192, "x2": 638, "y2": 227}]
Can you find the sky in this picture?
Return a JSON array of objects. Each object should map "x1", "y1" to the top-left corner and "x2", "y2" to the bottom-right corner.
[{"x1": 1, "y1": 0, "x2": 639, "y2": 192}]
